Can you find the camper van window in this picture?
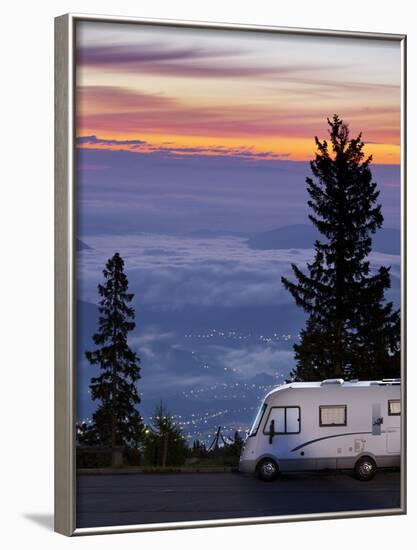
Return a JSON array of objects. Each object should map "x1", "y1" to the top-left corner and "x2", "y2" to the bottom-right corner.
[
  {"x1": 263, "y1": 406, "x2": 301, "y2": 434},
  {"x1": 248, "y1": 403, "x2": 267, "y2": 436},
  {"x1": 388, "y1": 400, "x2": 401, "y2": 416},
  {"x1": 319, "y1": 405, "x2": 347, "y2": 427}
]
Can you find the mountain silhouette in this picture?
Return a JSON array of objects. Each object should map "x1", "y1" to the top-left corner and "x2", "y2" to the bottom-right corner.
[
  {"x1": 77, "y1": 239, "x2": 91, "y2": 251},
  {"x1": 246, "y1": 224, "x2": 400, "y2": 255}
]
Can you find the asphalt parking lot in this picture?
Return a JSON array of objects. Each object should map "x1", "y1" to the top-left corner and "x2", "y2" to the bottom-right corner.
[{"x1": 76, "y1": 470, "x2": 401, "y2": 528}]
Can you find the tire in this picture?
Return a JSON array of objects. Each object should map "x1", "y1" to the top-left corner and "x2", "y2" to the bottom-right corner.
[
  {"x1": 354, "y1": 456, "x2": 377, "y2": 481},
  {"x1": 256, "y1": 458, "x2": 279, "y2": 481}
]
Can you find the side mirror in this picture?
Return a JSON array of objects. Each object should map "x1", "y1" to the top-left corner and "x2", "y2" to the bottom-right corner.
[{"x1": 269, "y1": 419, "x2": 275, "y2": 444}]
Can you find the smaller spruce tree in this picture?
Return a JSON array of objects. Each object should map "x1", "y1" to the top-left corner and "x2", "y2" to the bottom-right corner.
[{"x1": 82, "y1": 252, "x2": 143, "y2": 464}]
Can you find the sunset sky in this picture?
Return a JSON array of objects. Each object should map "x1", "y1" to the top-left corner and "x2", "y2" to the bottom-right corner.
[{"x1": 76, "y1": 21, "x2": 401, "y2": 164}]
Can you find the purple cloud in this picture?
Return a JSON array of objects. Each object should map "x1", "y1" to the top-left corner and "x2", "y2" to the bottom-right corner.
[
  {"x1": 76, "y1": 135, "x2": 148, "y2": 148},
  {"x1": 77, "y1": 43, "x2": 339, "y2": 80},
  {"x1": 76, "y1": 134, "x2": 289, "y2": 160},
  {"x1": 77, "y1": 85, "x2": 176, "y2": 110},
  {"x1": 77, "y1": 43, "x2": 240, "y2": 66}
]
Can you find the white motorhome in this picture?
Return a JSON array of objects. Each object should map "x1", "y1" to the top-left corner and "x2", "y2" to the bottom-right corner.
[{"x1": 239, "y1": 378, "x2": 401, "y2": 481}]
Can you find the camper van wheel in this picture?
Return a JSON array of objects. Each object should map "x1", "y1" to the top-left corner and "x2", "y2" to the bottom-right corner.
[
  {"x1": 354, "y1": 456, "x2": 377, "y2": 481},
  {"x1": 256, "y1": 458, "x2": 279, "y2": 481}
]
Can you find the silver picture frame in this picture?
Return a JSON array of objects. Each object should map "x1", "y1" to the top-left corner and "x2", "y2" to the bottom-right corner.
[{"x1": 54, "y1": 13, "x2": 407, "y2": 536}]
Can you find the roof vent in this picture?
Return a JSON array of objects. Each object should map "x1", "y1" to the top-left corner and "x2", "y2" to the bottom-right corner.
[{"x1": 321, "y1": 378, "x2": 344, "y2": 386}]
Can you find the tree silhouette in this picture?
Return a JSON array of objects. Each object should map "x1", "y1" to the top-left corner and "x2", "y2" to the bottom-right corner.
[
  {"x1": 143, "y1": 402, "x2": 188, "y2": 467},
  {"x1": 282, "y1": 115, "x2": 400, "y2": 380},
  {"x1": 230, "y1": 430, "x2": 244, "y2": 457},
  {"x1": 191, "y1": 439, "x2": 208, "y2": 459},
  {"x1": 82, "y1": 252, "x2": 143, "y2": 464}
]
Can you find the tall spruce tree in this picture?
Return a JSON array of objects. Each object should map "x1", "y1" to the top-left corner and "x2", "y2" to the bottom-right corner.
[
  {"x1": 84, "y1": 252, "x2": 143, "y2": 461},
  {"x1": 282, "y1": 115, "x2": 400, "y2": 381}
]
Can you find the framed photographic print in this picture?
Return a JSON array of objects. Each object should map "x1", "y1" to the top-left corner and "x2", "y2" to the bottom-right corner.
[{"x1": 54, "y1": 13, "x2": 406, "y2": 536}]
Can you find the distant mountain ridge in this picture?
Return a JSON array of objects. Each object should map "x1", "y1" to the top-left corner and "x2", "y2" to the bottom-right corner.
[
  {"x1": 77, "y1": 239, "x2": 91, "y2": 251},
  {"x1": 247, "y1": 224, "x2": 400, "y2": 255}
]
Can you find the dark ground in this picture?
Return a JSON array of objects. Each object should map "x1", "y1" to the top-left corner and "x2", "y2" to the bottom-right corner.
[{"x1": 76, "y1": 470, "x2": 401, "y2": 528}]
